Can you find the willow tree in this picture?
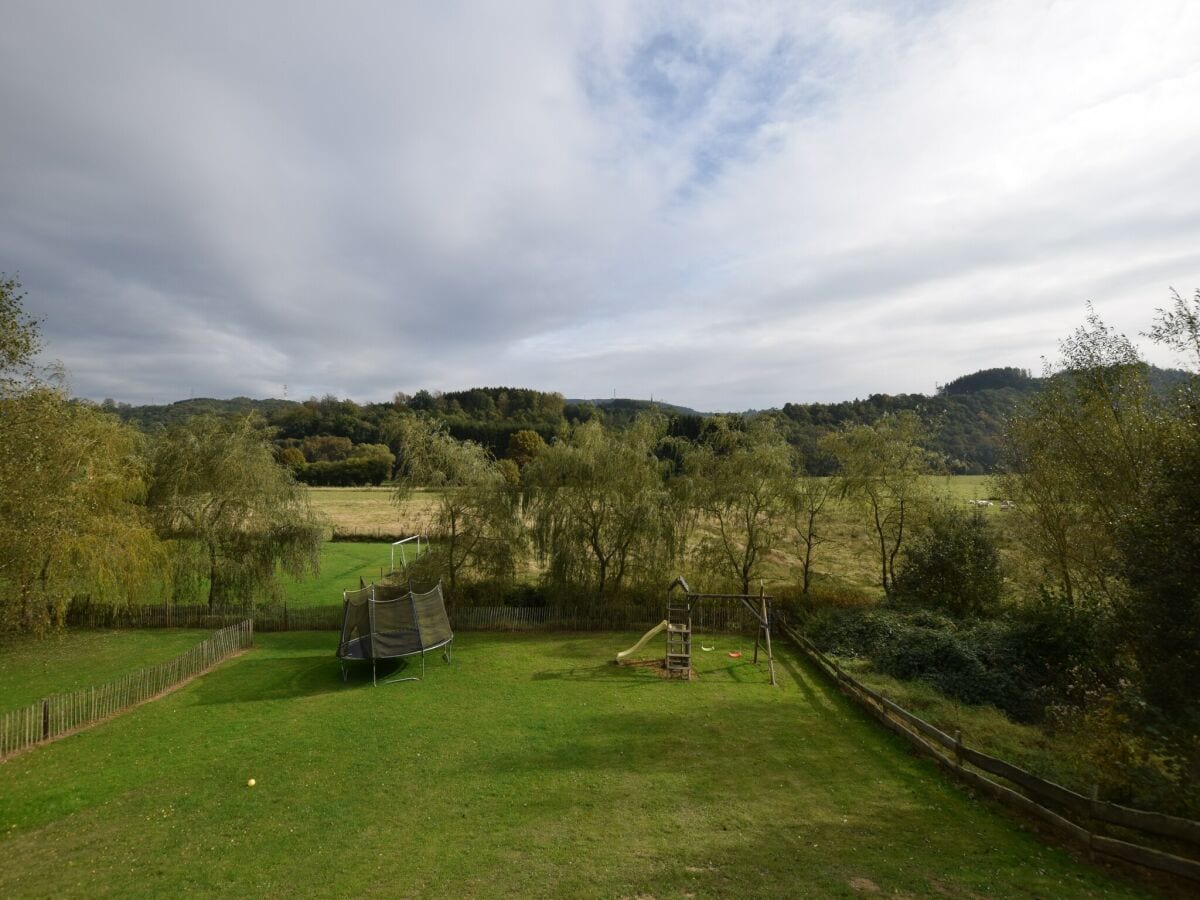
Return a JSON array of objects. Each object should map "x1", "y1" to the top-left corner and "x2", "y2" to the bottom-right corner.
[
  {"x1": 690, "y1": 418, "x2": 792, "y2": 596},
  {"x1": 391, "y1": 416, "x2": 523, "y2": 593},
  {"x1": 998, "y1": 309, "x2": 1165, "y2": 602},
  {"x1": 146, "y1": 415, "x2": 325, "y2": 608},
  {"x1": 524, "y1": 418, "x2": 666, "y2": 600},
  {"x1": 0, "y1": 276, "x2": 162, "y2": 632}
]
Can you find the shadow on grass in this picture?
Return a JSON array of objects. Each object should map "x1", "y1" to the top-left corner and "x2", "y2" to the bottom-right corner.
[{"x1": 193, "y1": 639, "x2": 440, "y2": 704}]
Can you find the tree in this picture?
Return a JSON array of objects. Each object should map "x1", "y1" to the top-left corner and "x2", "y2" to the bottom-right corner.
[
  {"x1": 0, "y1": 274, "x2": 39, "y2": 382},
  {"x1": 1117, "y1": 289, "x2": 1200, "y2": 719},
  {"x1": 998, "y1": 308, "x2": 1165, "y2": 601},
  {"x1": 0, "y1": 276, "x2": 162, "y2": 632},
  {"x1": 506, "y1": 429, "x2": 547, "y2": 469},
  {"x1": 146, "y1": 416, "x2": 325, "y2": 608},
  {"x1": 524, "y1": 418, "x2": 666, "y2": 599},
  {"x1": 892, "y1": 505, "x2": 1002, "y2": 616},
  {"x1": 392, "y1": 417, "x2": 523, "y2": 593},
  {"x1": 783, "y1": 466, "x2": 837, "y2": 596},
  {"x1": 827, "y1": 411, "x2": 934, "y2": 594},
  {"x1": 690, "y1": 418, "x2": 791, "y2": 595}
]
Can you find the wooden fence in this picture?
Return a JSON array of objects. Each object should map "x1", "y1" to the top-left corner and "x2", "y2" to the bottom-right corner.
[
  {"x1": 778, "y1": 621, "x2": 1200, "y2": 884},
  {"x1": 0, "y1": 620, "x2": 253, "y2": 760},
  {"x1": 65, "y1": 598, "x2": 762, "y2": 635}
]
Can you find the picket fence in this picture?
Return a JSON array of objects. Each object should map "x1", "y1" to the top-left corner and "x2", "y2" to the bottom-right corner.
[
  {"x1": 0, "y1": 620, "x2": 253, "y2": 760},
  {"x1": 65, "y1": 598, "x2": 763, "y2": 635}
]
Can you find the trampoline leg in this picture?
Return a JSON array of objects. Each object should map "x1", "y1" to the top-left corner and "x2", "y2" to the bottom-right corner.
[
  {"x1": 421, "y1": 650, "x2": 426, "y2": 679},
  {"x1": 372, "y1": 660, "x2": 377, "y2": 687}
]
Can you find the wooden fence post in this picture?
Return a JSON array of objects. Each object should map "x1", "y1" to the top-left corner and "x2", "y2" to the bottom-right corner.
[
  {"x1": 41, "y1": 699, "x2": 49, "y2": 741},
  {"x1": 1088, "y1": 783, "x2": 1100, "y2": 862},
  {"x1": 954, "y1": 730, "x2": 963, "y2": 769}
]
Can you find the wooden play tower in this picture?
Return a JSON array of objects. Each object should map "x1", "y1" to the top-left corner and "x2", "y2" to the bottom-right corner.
[
  {"x1": 665, "y1": 582, "x2": 693, "y2": 678},
  {"x1": 665, "y1": 577, "x2": 776, "y2": 685}
]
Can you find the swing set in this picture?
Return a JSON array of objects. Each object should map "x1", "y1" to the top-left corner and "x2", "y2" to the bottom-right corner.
[{"x1": 616, "y1": 576, "x2": 776, "y2": 685}]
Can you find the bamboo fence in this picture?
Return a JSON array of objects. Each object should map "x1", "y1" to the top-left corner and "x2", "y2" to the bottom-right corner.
[
  {"x1": 0, "y1": 619, "x2": 253, "y2": 760},
  {"x1": 777, "y1": 621, "x2": 1200, "y2": 885}
]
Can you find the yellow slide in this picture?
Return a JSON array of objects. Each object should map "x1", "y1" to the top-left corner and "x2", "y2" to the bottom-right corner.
[{"x1": 616, "y1": 620, "x2": 669, "y2": 663}]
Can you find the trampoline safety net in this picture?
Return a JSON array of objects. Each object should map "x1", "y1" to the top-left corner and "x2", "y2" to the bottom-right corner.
[{"x1": 337, "y1": 582, "x2": 453, "y2": 663}]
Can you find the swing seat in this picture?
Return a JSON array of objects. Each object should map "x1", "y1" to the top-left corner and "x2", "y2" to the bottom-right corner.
[{"x1": 727, "y1": 651, "x2": 742, "y2": 659}]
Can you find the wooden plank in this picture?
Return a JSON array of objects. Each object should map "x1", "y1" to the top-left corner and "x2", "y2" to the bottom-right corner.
[
  {"x1": 878, "y1": 696, "x2": 958, "y2": 750},
  {"x1": 958, "y1": 745, "x2": 1092, "y2": 818},
  {"x1": 1093, "y1": 835, "x2": 1200, "y2": 882},
  {"x1": 1094, "y1": 802, "x2": 1200, "y2": 848},
  {"x1": 955, "y1": 765, "x2": 1092, "y2": 844}
]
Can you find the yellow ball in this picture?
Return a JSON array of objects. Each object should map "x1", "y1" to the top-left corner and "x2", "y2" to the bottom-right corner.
[{"x1": 247, "y1": 778, "x2": 256, "y2": 787}]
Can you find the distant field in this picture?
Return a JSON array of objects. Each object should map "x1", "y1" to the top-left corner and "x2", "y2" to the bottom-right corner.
[
  {"x1": 0, "y1": 630, "x2": 210, "y2": 709},
  {"x1": 306, "y1": 486, "x2": 441, "y2": 538},
  {"x1": 0, "y1": 632, "x2": 1143, "y2": 897}
]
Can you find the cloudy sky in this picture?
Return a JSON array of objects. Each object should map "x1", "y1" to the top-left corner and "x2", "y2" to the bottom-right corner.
[{"x1": 3, "y1": 1, "x2": 1199, "y2": 410}]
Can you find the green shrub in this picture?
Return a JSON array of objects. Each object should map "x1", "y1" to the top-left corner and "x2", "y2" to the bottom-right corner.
[{"x1": 892, "y1": 506, "x2": 1001, "y2": 616}]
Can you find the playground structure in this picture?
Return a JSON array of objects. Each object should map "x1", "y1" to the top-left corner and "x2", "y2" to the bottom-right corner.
[
  {"x1": 616, "y1": 577, "x2": 776, "y2": 685},
  {"x1": 337, "y1": 580, "x2": 453, "y2": 685}
]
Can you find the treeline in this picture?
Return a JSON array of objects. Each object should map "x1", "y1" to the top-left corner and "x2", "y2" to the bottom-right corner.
[{"x1": 104, "y1": 365, "x2": 1194, "y2": 482}]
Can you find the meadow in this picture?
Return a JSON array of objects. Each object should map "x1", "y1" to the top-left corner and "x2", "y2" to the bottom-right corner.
[
  {"x1": 0, "y1": 630, "x2": 1146, "y2": 897},
  {"x1": 307, "y1": 486, "x2": 441, "y2": 539}
]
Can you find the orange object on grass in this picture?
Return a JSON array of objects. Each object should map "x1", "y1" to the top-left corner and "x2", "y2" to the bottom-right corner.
[{"x1": 728, "y1": 651, "x2": 742, "y2": 659}]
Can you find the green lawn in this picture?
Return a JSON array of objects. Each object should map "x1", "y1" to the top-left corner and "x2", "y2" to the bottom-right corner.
[
  {"x1": 282, "y1": 540, "x2": 435, "y2": 607},
  {"x1": 0, "y1": 629, "x2": 211, "y2": 709},
  {"x1": 281, "y1": 541, "x2": 395, "y2": 607},
  {"x1": 0, "y1": 631, "x2": 1147, "y2": 897}
]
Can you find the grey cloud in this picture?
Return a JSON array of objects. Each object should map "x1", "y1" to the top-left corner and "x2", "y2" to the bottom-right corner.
[{"x1": 2, "y1": 1, "x2": 1199, "y2": 409}]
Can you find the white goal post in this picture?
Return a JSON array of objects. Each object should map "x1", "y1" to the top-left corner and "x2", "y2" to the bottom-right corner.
[{"x1": 390, "y1": 535, "x2": 428, "y2": 574}]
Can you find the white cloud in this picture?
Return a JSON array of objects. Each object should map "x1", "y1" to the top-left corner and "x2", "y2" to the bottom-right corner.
[{"x1": 1, "y1": 0, "x2": 1198, "y2": 409}]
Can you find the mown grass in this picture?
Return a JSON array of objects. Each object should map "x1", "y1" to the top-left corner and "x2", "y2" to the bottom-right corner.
[
  {"x1": 281, "y1": 541, "x2": 396, "y2": 607},
  {"x1": 0, "y1": 631, "x2": 1148, "y2": 897},
  {"x1": 0, "y1": 630, "x2": 211, "y2": 710}
]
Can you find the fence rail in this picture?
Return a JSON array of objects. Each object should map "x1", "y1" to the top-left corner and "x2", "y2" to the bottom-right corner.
[
  {"x1": 0, "y1": 620, "x2": 253, "y2": 760},
  {"x1": 778, "y1": 621, "x2": 1200, "y2": 885}
]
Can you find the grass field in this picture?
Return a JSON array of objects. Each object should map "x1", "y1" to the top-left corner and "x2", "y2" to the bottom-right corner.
[
  {"x1": 0, "y1": 630, "x2": 211, "y2": 709},
  {"x1": 306, "y1": 486, "x2": 441, "y2": 538},
  {"x1": 0, "y1": 631, "x2": 1147, "y2": 897},
  {"x1": 281, "y1": 542, "x2": 398, "y2": 607}
]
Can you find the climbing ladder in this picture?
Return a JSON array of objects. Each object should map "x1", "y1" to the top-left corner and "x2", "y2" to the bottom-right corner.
[{"x1": 665, "y1": 595, "x2": 692, "y2": 679}]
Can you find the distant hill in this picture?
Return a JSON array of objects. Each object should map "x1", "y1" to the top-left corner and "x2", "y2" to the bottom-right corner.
[
  {"x1": 102, "y1": 365, "x2": 1192, "y2": 475},
  {"x1": 565, "y1": 397, "x2": 707, "y2": 418}
]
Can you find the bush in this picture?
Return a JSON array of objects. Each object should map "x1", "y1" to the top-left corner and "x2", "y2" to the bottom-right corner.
[
  {"x1": 806, "y1": 598, "x2": 1120, "y2": 724},
  {"x1": 892, "y1": 506, "x2": 1001, "y2": 616}
]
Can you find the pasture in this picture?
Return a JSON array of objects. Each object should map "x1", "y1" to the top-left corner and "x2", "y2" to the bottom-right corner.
[
  {"x1": 0, "y1": 631, "x2": 1144, "y2": 897},
  {"x1": 307, "y1": 486, "x2": 441, "y2": 539}
]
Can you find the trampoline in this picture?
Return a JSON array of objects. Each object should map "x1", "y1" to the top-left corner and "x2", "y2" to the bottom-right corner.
[{"x1": 337, "y1": 581, "x2": 454, "y2": 684}]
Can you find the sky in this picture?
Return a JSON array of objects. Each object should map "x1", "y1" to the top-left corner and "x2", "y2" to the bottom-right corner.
[{"x1": 3, "y1": 0, "x2": 1200, "y2": 411}]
